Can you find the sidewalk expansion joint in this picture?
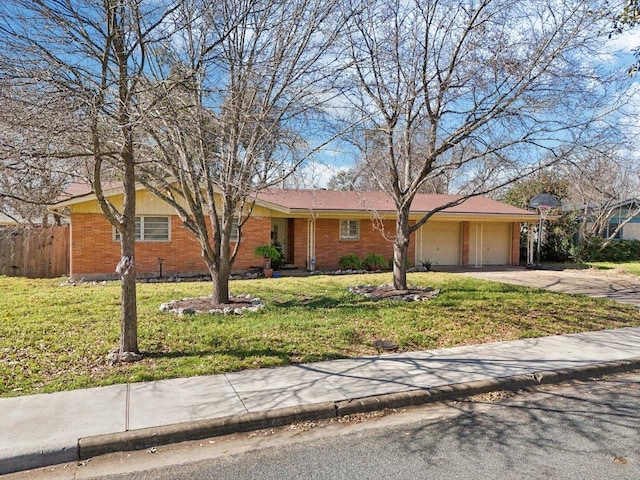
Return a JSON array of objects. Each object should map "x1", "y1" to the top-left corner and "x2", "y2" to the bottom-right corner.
[
  {"x1": 125, "y1": 383, "x2": 130, "y2": 431},
  {"x1": 224, "y1": 373, "x2": 249, "y2": 414},
  {"x1": 74, "y1": 357, "x2": 640, "y2": 463}
]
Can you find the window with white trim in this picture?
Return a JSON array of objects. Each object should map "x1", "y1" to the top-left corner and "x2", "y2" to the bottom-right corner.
[
  {"x1": 114, "y1": 216, "x2": 170, "y2": 242},
  {"x1": 339, "y1": 219, "x2": 360, "y2": 240},
  {"x1": 219, "y1": 218, "x2": 240, "y2": 242}
]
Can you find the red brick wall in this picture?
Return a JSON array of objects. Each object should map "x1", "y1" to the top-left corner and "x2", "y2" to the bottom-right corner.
[
  {"x1": 293, "y1": 218, "x2": 308, "y2": 268},
  {"x1": 511, "y1": 222, "x2": 521, "y2": 266},
  {"x1": 71, "y1": 212, "x2": 431, "y2": 278},
  {"x1": 461, "y1": 221, "x2": 470, "y2": 266},
  {"x1": 311, "y1": 218, "x2": 413, "y2": 270},
  {"x1": 238, "y1": 216, "x2": 272, "y2": 268},
  {"x1": 70, "y1": 213, "x2": 270, "y2": 279}
]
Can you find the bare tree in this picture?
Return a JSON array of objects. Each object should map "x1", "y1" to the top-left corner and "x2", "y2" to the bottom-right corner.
[
  {"x1": 0, "y1": 83, "x2": 81, "y2": 225},
  {"x1": 138, "y1": 0, "x2": 346, "y2": 303},
  {"x1": 328, "y1": 154, "x2": 452, "y2": 193},
  {"x1": 561, "y1": 147, "x2": 640, "y2": 246},
  {"x1": 0, "y1": 0, "x2": 180, "y2": 360},
  {"x1": 338, "y1": 0, "x2": 632, "y2": 289},
  {"x1": 611, "y1": 0, "x2": 640, "y2": 74}
]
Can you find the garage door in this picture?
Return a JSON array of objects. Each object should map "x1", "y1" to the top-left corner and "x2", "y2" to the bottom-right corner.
[
  {"x1": 417, "y1": 222, "x2": 460, "y2": 265},
  {"x1": 469, "y1": 222, "x2": 511, "y2": 266}
]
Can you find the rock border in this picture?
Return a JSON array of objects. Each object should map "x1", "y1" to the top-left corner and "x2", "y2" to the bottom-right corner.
[{"x1": 160, "y1": 294, "x2": 265, "y2": 316}]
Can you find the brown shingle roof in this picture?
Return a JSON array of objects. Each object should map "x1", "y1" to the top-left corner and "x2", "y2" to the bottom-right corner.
[
  {"x1": 257, "y1": 189, "x2": 535, "y2": 218},
  {"x1": 53, "y1": 183, "x2": 537, "y2": 220}
]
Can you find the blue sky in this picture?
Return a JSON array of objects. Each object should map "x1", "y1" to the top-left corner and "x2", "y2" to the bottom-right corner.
[{"x1": 302, "y1": 23, "x2": 640, "y2": 189}]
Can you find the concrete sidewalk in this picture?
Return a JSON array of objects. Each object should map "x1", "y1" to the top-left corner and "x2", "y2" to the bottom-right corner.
[{"x1": 2, "y1": 327, "x2": 640, "y2": 475}]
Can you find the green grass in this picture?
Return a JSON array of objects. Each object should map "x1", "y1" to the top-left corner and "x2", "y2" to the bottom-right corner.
[
  {"x1": 1, "y1": 272, "x2": 639, "y2": 397},
  {"x1": 585, "y1": 261, "x2": 640, "y2": 276}
]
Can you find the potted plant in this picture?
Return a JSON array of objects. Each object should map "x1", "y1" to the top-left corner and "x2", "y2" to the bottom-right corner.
[
  {"x1": 270, "y1": 242, "x2": 285, "y2": 270},
  {"x1": 254, "y1": 244, "x2": 282, "y2": 278}
]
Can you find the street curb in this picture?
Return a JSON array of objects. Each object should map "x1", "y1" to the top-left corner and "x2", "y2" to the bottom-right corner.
[{"x1": 78, "y1": 357, "x2": 640, "y2": 461}]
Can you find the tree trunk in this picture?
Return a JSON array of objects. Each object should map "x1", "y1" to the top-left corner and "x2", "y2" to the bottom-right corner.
[
  {"x1": 205, "y1": 254, "x2": 232, "y2": 304},
  {"x1": 208, "y1": 209, "x2": 236, "y2": 304},
  {"x1": 393, "y1": 206, "x2": 411, "y2": 290},
  {"x1": 212, "y1": 267, "x2": 230, "y2": 304},
  {"x1": 119, "y1": 230, "x2": 139, "y2": 354},
  {"x1": 118, "y1": 150, "x2": 139, "y2": 354}
]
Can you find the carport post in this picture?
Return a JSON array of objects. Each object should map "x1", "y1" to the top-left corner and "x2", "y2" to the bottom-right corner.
[
  {"x1": 527, "y1": 223, "x2": 535, "y2": 265},
  {"x1": 536, "y1": 213, "x2": 544, "y2": 266}
]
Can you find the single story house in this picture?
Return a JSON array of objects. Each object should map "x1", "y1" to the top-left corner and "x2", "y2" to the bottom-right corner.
[{"x1": 51, "y1": 185, "x2": 540, "y2": 280}]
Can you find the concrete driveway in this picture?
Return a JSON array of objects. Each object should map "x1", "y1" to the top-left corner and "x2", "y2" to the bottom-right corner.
[{"x1": 455, "y1": 267, "x2": 640, "y2": 307}]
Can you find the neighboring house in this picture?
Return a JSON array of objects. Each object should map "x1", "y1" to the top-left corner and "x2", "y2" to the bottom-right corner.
[
  {"x1": 50, "y1": 185, "x2": 539, "y2": 280},
  {"x1": 601, "y1": 199, "x2": 640, "y2": 241},
  {"x1": 579, "y1": 198, "x2": 640, "y2": 242}
]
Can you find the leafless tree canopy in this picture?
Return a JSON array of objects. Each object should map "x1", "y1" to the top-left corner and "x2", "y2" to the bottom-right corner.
[
  {"x1": 0, "y1": 80, "x2": 83, "y2": 225},
  {"x1": 0, "y1": 0, "x2": 183, "y2": 357},
  {"x1": 137, "y1": 0, "x2": 345, "y2": 303},
  {"x1": 336, "y1": 0, "x2": 635, "y2": 288}
]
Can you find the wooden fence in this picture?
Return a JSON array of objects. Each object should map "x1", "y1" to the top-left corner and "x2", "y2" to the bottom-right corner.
[{"x1": 0, "y1": 225, "x2": 70, "y2": 278}]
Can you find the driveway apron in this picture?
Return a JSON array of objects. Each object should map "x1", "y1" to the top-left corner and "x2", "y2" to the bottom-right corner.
[{"x1": 460, "y1": 268, "x2": 640, "y2": 307}]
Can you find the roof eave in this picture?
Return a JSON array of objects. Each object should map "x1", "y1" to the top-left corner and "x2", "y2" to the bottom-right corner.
[
  {"x1": 280, "y1": 208, "x2": 539, "y2": 222},
  {"x1": 50, "y1": 183, "x2": 151, "y2": 210}
]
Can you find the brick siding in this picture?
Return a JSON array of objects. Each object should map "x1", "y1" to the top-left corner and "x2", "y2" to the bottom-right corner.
[
  {"x1": 70, "y1": 213, "x2": 270, "y2": 279},
  {"x1": 70, "y1": 212, "x2": 519, "y2": 278},
  {"x1": 461, "y1": 221, "x2": 470, "y2": 266},
  {"x1": 511, "y1": 222, "x2": 521, "y2": 266},
  {"x1": 308, "y1": 218, "x2": 415, "y2": 270}
]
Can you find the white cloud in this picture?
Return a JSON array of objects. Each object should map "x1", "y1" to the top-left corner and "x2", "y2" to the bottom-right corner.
[
  {"x1": 288, "y1": 160, "x2": 352, "y2": 189},
  {"x1": 606, "y1": 27, "x2": 640, "y2": 54}
]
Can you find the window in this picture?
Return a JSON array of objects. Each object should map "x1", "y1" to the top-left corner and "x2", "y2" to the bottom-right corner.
[
  {"x1": 340, "y1": 220, "x2": 360, "y2": 240},
  {"x1": 603, "y1": 222, "x2": 622, "y2": 240},
  {"x1": 221, "y1": 218, "x2": 240, "y2": 242},
  {"x1": 114, "y1": 216, "x2": 170, "y2": 242}
]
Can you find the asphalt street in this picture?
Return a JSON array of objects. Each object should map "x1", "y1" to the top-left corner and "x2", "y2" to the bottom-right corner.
[{"x1": 15, "y1": 372, "x2": 640, "y2": 480}]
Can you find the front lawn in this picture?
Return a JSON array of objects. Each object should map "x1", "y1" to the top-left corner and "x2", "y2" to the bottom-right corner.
[
  {"x1": 2, "y1": 272, "x2": 639, "y2": 397},
  {"x1": 585, "y1": 261, "x2": 640, "y2": 276}
]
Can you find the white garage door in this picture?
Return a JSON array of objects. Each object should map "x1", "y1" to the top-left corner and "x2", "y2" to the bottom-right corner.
[
  {"x1": 469, "y1": 222, "x2": 511, "y2": 266},
  {"x1": 417, "y1": 222, "x2": 460, "y2": 265}
]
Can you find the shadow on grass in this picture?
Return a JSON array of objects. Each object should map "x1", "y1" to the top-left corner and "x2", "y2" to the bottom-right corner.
[
  {"x1": 267, "y1": 278, "x2": 544, "y2": 311},
  {"x1": 143, "y1": 347, "x2": 348, "y2": 364},
  {"x1": 272, "y1": 294, "x2": 389, "y2": 310},
  {"x1": 273, "y1": 296, "x2": 348, "y2": 309}
]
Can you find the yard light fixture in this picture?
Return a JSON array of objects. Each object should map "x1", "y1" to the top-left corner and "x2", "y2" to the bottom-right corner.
[
  {"x1": 529, "y1": 193, "x2": 559, "y2": 267},
  {"x1": 158, "y1": 257, "x2": 164, "y2": 278}
]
